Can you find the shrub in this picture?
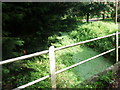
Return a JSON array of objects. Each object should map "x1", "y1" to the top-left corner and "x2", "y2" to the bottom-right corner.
[
  {"x1": 69, "y1": 21, "x2": 118, "y2": 57},
  {"x1": 3, "y1": 20, "x2": 118, "y2": 89},
  {"x1": 2, "y1": 37, "x2": 24, "y2": 60}
]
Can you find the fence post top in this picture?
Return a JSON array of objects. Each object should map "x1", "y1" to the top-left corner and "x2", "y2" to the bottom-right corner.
[{"x1": 49, "y1": 46, "x2": 55, "y2": 49}]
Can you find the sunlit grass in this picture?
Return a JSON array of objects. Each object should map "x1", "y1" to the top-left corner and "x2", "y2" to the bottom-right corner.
[
  {"x1": 56, "y1": 34, "x2": 113, "y2": 79},
  {"x1": 15, "y1": 19, "x2": 118, "y2": 88}
]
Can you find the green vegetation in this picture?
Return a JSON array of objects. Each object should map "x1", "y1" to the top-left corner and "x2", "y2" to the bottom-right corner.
[
  {"x1": 2, "y1": 2, "x2": 120, "y2": 89},
  {"x1": 2, "y1": 2, "x2": 117, "y2": 59},
  {"x1": 3, "y1": 20, "x2": 118, "y2": 89},
  {"x1": 76, "y1": 70, "x2": 116, "y2": 89},
  {"x1": 70, "y1": 21, "x2": 118, "y2": 57}
]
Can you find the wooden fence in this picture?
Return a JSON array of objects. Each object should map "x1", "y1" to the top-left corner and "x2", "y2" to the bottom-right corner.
[{"x1": 0, "y1": 31, "x2": 120, "y2": 89}]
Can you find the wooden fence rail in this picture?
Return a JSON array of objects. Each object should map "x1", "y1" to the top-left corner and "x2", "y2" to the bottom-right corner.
[{"x1": 1, "y1": 31, "x2": 120, "y2": 89}]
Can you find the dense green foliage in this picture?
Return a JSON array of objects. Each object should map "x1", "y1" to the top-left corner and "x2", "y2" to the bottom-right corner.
[
  {"x1": 2, "y1": 2, "x2": 119, "y2": 89},
  {"x1": 2, "y1": 2, "x2": 115, "y2": 60},
  {"x1": 70, "y1": 21, "x2": 118, "y2": 57},
  {"x1": 3, "y1": 20, "x2": 118, "y2": 89},
  {"x1": 2, "y1": 37, "x2": 24, "y2": 59},
  {"x1": 73, "y1": 2, "x2": 114, "y2": 22},
  {"x1": 2, "y1": 2, "x2": 78, "y2": 59}
]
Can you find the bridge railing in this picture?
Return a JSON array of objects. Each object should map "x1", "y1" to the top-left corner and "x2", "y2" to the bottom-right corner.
[{"x1": 0, "y1": 31, "x2": 120, "y2": 89}]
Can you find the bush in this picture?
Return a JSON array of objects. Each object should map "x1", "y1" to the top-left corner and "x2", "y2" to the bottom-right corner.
[
  {"x1": 2, "y1": 37, "x2": 24, "y2": 60},
  {"x1": 3, "y1": 20, "x2": 118, "y2": 89},
  {"x1": 69, "y1": 21, "x2": 118, "y2": 57}
]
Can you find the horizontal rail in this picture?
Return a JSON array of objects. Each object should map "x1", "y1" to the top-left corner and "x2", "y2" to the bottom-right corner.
[
  {"x1": 13, "y1": 75, "x2": 50, "y2": 90},
  {"x1": 0, "y1": 50, "x2": 49, "y2": 65},
  {"x1": 14, "y1": 48, "x2": 115, "y2": 89},
  {"x1": 0, "y1": 33, "x2": 116, "y2": 65},
  {"x1": 55, "y1": 48, "x2": 115, "y2": 74},
  {"x1": 2, "y1": 32, "x2": 120, "y2": 89},
  {"x1": 55, "y1": 33, "x2": 115, "y2": 51}
]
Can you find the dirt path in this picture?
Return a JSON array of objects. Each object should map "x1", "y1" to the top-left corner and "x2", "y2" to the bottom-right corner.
[{"x1": 82, "y1": 18, "x2": 103, "y2": 22}]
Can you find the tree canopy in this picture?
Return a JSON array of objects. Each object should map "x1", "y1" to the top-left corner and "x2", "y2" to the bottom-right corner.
[{"x1": 2, "y1": 2, "x2": 115, "y2": 59}]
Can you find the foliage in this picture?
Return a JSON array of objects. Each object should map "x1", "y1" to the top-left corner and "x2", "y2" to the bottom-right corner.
[
  {"x1": 2, "y1": 2, "x2": 78, "y2": 56},
  {"x1": 99, "y1": 71, "x2": 114, "y2": 84},
  {"x1": 2, "y1": 2, "x2": 118, "y2": 89},
  {"x1": 3, "y1": 20, "x2": 115, "y2": 89},
  {"x1": 73, "y1": 2, "x2": 114, "y2": 22},
  {"x1": 69, "y1": 21, "x2": 118, "y2": 57},
  {"x1": 2, "y1": 36, "x2": 24, "y2": 60},
  {"x1": 2, "y1": 2, "x2": 115, "y2": 58},
  {"x1": 76, "y1": 71, "x2": 115, "y2": 89}
]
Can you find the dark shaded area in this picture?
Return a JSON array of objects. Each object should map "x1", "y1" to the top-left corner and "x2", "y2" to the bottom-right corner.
[
  {"x1": 2, "y1": 2, "x2": 78, "y2": 60},
  {"x1": 2, "y1": 2, "x2": 115, "y2": 60},
  {"x1": 2, "y1": 2, "x2": 118, "y2": 89},
  {"x1": 2, "y1": 62, "x2": 36, "y2": 89},
  {"x1": 107, "y1": 69, "x2": 120, "y2": 88}
]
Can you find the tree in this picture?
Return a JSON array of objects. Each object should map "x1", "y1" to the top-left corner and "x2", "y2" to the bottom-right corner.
[
  {"x1": 74, "y1": 2, "x2": 114, "y2": 22},
  {"x1": 115, "y1": 0, "x2": 118, "y2": 24},
  {"x1": 2, "y1": 2, "x2": 78, "y2": 59}
]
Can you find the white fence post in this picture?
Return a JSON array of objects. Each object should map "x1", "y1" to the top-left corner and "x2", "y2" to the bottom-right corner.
[
  {"x1": 116, "y1": 31, "x2": 119, "y2": 63},
  {"x1": 49, "y1": 46, "x2": 56, "y2": 88}
]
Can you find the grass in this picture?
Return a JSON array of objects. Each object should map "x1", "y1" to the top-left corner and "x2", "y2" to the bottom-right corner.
[
  {"x1": 18, "y1": 30, "x2": 114, "y2": 89},
  {"x1": 26, "y1": 19, "x2": 118, "y2": 88},
  {"x1": 76, "y1": 70, "x2": 116, "y2": 88},
  {"x1": 3, "y1": 19, "x2": 118, "y2": 89},
  {"x1": 54, "y1": 32, "x2": 114, "y2": 82},
  {"x1": 72, "y1": 47, "x2": 113, "y2": 81}
]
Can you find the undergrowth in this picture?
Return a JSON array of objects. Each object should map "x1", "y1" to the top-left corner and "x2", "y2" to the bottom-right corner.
[
  {"x1": 3, "y1": 20, "x2": 119, "y2": 89},
  {"x1": 76, "y1": 71, "x2": 116, "y2": 89},
  {"x1": 69, "y1": 21, "x2": 119, "y2": 57}
]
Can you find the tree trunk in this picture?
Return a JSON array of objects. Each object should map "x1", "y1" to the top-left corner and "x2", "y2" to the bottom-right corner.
[
  {"x1": 115, "y1": 0, "x2": 118, "y2": 24},
  {"x1": 102, "y1": 14, "x2": 105, "y2": 20},
  {"x1": 86, "y1": 13, "x2": 90, "y2": 23}
]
